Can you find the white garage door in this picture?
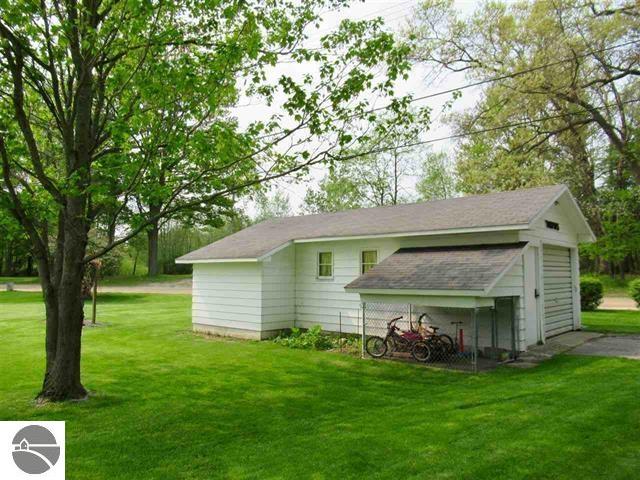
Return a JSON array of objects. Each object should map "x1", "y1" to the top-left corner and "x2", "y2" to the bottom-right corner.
[{"x1": 543, "y1": 245, "x2": 574, "y2": 337}]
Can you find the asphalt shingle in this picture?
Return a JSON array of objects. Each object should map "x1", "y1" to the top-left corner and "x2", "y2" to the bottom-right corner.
[
  {"x1": 177, "y1": 185, "x2": 564, "y2": 261},
  {"x1": 345, "y1": 243, "x2": 529, "y2": 292}
]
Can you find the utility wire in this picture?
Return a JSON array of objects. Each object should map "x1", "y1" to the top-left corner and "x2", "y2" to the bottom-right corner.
[
  {"x1": 256, "y1": 39, "x2": 638, "y2": 139},
  {"x1": 335, "y1": 98, "x2": 640, "y2": 159},
  {"x1": 305, "y1": 0, "x2": 417, "y2": 41},
  {"x1": 364, "y1": 39, "x2": 639, "y2": 115}
]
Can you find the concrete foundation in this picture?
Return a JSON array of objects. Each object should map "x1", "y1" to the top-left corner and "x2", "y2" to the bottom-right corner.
[{"x1": 193, "y1": 323, "x2": 282, "y2": 340}]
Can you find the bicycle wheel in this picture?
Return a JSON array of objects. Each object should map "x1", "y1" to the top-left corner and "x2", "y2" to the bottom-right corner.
[
  {"x1": 427, "y1": 337, "x2": 448, "y2": 361},
  {"x1": 365, "y1": 336, "x2": 388, "y2": 358},
  {"x1": 382, "y1": 335, "x2": 396, "y2": 354},
  {"x1": 438, "y1": 334, "x2": 455, "y2": 353},
  {"x1": 411, "y1": 341, "x2": 432, "y2": 363}
]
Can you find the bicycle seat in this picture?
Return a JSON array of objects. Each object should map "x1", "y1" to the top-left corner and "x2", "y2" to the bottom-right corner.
[{"x1": 430, "y1": 326, "x2": 440, "y2": 331}]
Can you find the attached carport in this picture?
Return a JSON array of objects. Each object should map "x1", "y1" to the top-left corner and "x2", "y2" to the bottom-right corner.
[{"x1": 345, "y1": 243, "x2": 528, "y2": 371}]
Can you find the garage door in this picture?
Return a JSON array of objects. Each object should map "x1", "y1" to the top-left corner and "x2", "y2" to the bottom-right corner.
[{"x1": 543, "y1": 245, "x2": 574, "y2": 337}]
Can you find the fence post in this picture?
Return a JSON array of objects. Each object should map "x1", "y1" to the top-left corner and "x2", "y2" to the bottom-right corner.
[
  {"x1": 472, "y1": 307, "x2": 479, "y2": 373},
  {"x1": 361, "y1": 302, "x2": 366, "y2": 358},
  {"x1": 491, "y1": 306, "x2": 497, "y2": 350},
  {"x1": 511, "y1": 296, "x2": 518, "y2": 359},
  {"x1": 339, "y1": 311, "x2": 343, "y2": 352}
]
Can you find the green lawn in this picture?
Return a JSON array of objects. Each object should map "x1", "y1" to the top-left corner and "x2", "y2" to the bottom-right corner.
[
  {"x1": 1, "y1": 292, "x2": 640, "y2": 479},
  {"x1": 582, "y1": 309, "x2": 640, "y2": 334},
  {"x1": 0, "y1": 276, "x2": 40, "y2": 284}
]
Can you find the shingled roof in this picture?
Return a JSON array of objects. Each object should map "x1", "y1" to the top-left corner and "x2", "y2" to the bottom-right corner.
[
  {"x1": 177, "y1": 185, "x2": 566, "y2": 262},
  {"x1": 345, "y1": 243, "x2": 528, "y2": 292}
]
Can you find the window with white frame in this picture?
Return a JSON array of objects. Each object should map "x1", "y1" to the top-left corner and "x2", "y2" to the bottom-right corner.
[
  {"x1": 317, "y1": 251, "x2": 333, "y2": 278},
  {"x1": 361, "y1": 250, "x2": 378, "y2": 274}
]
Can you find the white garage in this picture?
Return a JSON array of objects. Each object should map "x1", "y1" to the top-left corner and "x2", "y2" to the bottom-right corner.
[{"x1": 177, "y1": 185, "x2": 595, "y2": 351}]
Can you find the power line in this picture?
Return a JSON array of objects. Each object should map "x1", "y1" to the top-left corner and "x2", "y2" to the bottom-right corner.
[
  {"x1": 364, "y1": 39, "x2": 639, "y2": 115},
  {"x1": 256, "y1": 39, "x2": 638, "y2": 139},
  {"x1": 305, "y1": 0, "x2": 417, "y2": 42},
  {"x1": 338, "y1": 98, "x2": 640, "y2": 158}
]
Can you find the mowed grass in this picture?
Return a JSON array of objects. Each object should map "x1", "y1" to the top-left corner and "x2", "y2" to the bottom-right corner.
[
  {"x1": 0, "y1": 276, "x2": 40, "y2": 284},
  {"x1": 1, "y1": 292, "x2": 640, "y2": 479},
  {"x1": 582, "y1": 309, "x2": 640, "y2": 334}
]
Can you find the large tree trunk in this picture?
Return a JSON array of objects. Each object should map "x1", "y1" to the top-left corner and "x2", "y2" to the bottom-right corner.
[
  {"x1": 147, "y1": 204, "x2": 161, "y2": 276},
  {"x1": 37, "y1": 201, "x2": 89, "y2": 402},
  {"x1": 147, "y1": 222, "x2": 160, "y2": 276}
]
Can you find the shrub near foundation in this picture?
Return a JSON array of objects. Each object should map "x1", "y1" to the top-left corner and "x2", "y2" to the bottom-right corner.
[{"x1": 274, "y1": 326, "x2": 360, "y2": 352}]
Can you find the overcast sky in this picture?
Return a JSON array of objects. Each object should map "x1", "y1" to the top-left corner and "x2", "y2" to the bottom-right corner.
[{"x1": 241, "y1": 0, "x2": 481, "y2": 215}]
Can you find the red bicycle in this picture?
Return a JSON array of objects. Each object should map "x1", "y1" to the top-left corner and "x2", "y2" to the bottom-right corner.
[{"x1": 365, "y1": 316, "x2": 432, "y2": 362}]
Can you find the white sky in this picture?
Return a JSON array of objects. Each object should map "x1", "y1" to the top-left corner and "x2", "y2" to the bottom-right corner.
[{"x1": 241, "y1": 0, "x2": 481, "y2": 215}]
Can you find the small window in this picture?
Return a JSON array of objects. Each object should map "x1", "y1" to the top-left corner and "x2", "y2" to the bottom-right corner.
[
  {"x1": 545, "y1": 220, "x2": 560, "y2": 231},
  {"x1": 361, "y1": 250, "x2": 378, "y2": 274},
  {"x1": 318, "y1": 251, "x2": 333, "y2": 278}
]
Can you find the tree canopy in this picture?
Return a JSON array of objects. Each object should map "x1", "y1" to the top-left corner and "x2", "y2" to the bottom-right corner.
[
  {"x1": 0, "y1": 0, "x2": 425, "y2": 400},
  {"x1": 408, "y1": 0, "x2": 640, "y2": 274}
]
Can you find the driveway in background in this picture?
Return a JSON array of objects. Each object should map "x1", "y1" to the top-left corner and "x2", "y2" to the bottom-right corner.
[
  {"x1": 601, "y1": 296, "x2": 637, "y2": 310},
  {"x1": 9, "y1": 280, "x2": 192, "y2": 295},
  {"x1": 570, "y1": 335, "x2": 640, "y2": 360}
]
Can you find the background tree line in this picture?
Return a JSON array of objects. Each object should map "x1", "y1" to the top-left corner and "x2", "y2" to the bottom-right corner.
[{"x1": 3, "y1": 1, "x2": 638, "y2": 282}]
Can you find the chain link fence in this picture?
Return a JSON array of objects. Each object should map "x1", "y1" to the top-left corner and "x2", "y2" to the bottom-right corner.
[{"x1": 361, "y1": 298, "x2": 518, "y2": 372}]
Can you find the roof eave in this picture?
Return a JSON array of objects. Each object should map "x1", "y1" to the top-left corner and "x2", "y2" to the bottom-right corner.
[
  {"x1": 293, "y1": 223, "x2": 530, "y2": 244},
  {"x1": 344, "y1": 287, "x2": 488, "y2": 297},
  {"x1": 175, "y1": 257, "x2": 259, "y2": 264}
]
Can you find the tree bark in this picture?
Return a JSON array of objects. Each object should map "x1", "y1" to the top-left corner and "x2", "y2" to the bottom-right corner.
[
  {"x1": 147, "y1": 204, "x2": 161, "y2": 276},
  {"x1": 147, "y1": 222, "x2": 160, "y2": 276},
  {"x1": 37, "y1": 200, "x2": 89, "y2": 402}
]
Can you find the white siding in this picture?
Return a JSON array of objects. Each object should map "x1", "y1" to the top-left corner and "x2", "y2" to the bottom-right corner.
[
  {"x1": 261, "y1": 245, "x2": 296, "y2": 331},
  {"x1": 522, "y1": 246, "x2": 541, "y2": 346},
  {"x1": 294, "y1": 231, "x2": 522, "y2": 335},
  {"x1": 295, "y1": 239, "x2": 380, "y2": 333},
  {"x1": 192, "y1": 262, "x2": 263, "y2": 332},
  {"x1": 521, "y1": 201, "x2": 580, "y2": 247},
  {"x1": 488, "y1": 257, "x2": 526, "y2": 351}
]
